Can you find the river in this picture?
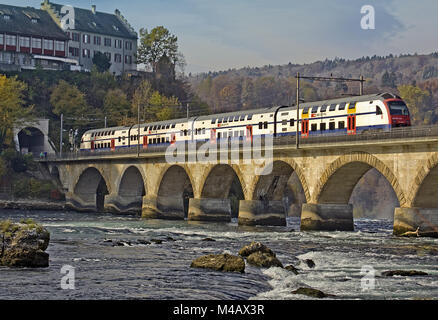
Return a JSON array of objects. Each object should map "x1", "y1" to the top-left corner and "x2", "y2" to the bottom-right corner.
[{"x1": 0, "y1": 210, "x2": 437, "y2": 300}]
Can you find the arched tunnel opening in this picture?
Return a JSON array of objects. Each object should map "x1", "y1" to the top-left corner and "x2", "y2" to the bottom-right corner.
[
  {"x1": 18, "y1": 127, "x2": 45, "y2": 156},
  {"x1": 318, "y1": 162, "x2": 400, "y2": 220},
  {"x1": 201, "y1": 165, "x2": 245, "y2": 219},
  {"x1": 253, "y1": 161, "x2": 307, "y2": 217},
  {"x1": 158, "y1": 166, "x2": 194, "y2": 219}
]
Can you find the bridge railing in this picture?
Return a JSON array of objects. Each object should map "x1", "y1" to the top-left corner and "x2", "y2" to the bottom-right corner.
[{"x1": 39, "y1": 125, "x2": 438, "y2": 161}]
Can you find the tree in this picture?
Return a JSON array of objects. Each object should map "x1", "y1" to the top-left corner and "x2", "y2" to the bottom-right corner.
[
  {"x1": 92, "y1": 52, "x2": 111, "y2": 73},
  {"x1": 132, "y1": 80, "x2": 153, "y2": 122},
  {"x1": 0, "y1": 75, "x2": 32, "y2": 151},
  {"x1": 50, "y1": 80, "x2": 88, "y2": 119},
  {"x1": 398, "y1": 85, "x2": 430, "y2": 125},
  {"x1": 137, "y1": 26, "x2": 181, "y2": 74},
  {"x1": 103, "y1": 89, "x2": 131, "y2": 126}
]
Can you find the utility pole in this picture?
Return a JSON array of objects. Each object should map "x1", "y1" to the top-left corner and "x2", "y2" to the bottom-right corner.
[
  {"x1": 60, "y1": 113, "x2": 63, "y2": 158},
  {"x1": 137, "y1": 101, "x2": 140, "y2": 157},
  {"x1": 104, "y1": 116, "x2": 107, "y2": 128},
  {"x1": 296, "y1": 72, "x2": 300, "y2": 149},
  {"x1": 360, "y1": 75, "x2": 364, "y2": 96}
]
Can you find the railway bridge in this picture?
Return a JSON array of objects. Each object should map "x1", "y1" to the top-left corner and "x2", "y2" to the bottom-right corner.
[{"x1": 39, "y1": 126, "x2": 438, "y2": 236}]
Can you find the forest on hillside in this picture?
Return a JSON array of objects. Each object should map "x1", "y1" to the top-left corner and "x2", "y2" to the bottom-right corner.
[{"x1": 189, "y1": 52, "x2": 438, "y2": 126}]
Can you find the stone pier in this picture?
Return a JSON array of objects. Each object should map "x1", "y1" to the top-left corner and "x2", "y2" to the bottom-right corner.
[
  {"x1": 188, "y1": 198, "x2": 232, "y2": 222},
  {"x1": 238, "y1": 200, "x2": 286, "y2": 226},
  {"x1": 393, "y1": 208, "x2": 438, "y2": 237},
  {"x1": 301, "y1": 203, "x2": 354, "y2": 231}
]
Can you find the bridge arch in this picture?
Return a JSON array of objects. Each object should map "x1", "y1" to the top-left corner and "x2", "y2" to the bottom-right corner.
[
  {"x1": 74, "y1": 167, "x2": 110, "y2": 212},
  {"x1": 411, "y1": 152, "x2": 438, "y2": 208},
  {"x1": 201, "y1": 164, "x2": 245, "y2": 218},
  {"x1": 118, "y1": 166, "x2": 146, "y2": 198},
  {"x1": 314, "y1": 152, "x2": 406, "y2": 206},
  {"x1": 157, "y1": 165, "x2": 194, "y2": 218}
]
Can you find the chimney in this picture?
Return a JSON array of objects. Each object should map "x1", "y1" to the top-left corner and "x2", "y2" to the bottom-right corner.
[{"x1": 91, "y1": 5, "x2": 96, "y2": 14}]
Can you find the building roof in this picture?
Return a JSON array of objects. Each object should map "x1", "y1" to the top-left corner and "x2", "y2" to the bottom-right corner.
[
  {"x1": 47, "y1": 2, "x2": 138, "y2": 40},
  {"x1": 0, "y1": 4, "x2": 68, "y2": 40}
]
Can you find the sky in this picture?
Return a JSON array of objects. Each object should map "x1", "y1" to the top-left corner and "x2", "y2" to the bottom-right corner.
[{"x1": 4, "y1": 0, "x2": 438, "y2": 74}]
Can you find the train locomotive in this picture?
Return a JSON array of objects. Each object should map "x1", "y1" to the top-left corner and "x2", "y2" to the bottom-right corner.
[{"x1": 80, "y1": 92, "x2": 411, "y2": 152}]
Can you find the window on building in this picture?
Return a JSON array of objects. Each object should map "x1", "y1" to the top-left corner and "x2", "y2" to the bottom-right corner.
[
  {"x1": 104, "y1": 52, "x2": 111, "y2": 61},
  {"x1": 125, "y1": 41, "x2": 132, "y2": 50},
  {"x1": 83, "y1": 34, "x2": 90, "y2": 44},
  {"x1": 43, "y1": 39, "x2": 53, "y2": 50},
  {"x1": 32, "y1": 38, "x2": 41, "y2": 49},
  {"x1": 31, "y1": 18, "x2": 38, "y2": 24},
  {"x1": 3, "y1": 15, "x2": 10, "y2": 20},
  {"x1": 19, "y1": 36, "x2": 30, "y2": 47},
  {"x1": 72, "y1": 33, "x2": 80, "y2": 42},
  {"x1": 115, "y1": 39, "x2": 122, "y2": 48},
  {"x1": 104, "y1": 38, "x2": 111, "y2": 47},
  {"x1": 55, "y1": 41, "x2": 65, "y2": 51},
  {"x1": 0, "y1": 34, "x2": 3, "y2": 45},
  {"x1": 93, "y1": 36, "x2": 101, "y2": 45},
  {"x1": 83, "y1": 49, "x2": 90, "y2": 58},
  {"x1": 6, "y1": 34, "x2": 16, "y2": 46},
  {"x1": 69, "y1": 47, "x2": 79, "y2": 57},
  {"x1": 125, "y1": 55, "x2": 132, "y2": 64},
  {"x1": 114, "y1": 53, "x2": 122, "y2": 63}
]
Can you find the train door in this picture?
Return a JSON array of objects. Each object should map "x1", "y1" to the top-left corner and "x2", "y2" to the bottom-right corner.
[
  {"x1": 171, "y1": 133, "x2": 176, "y2": 145},
  {"x1": 143, "y1": 136, "x2": 148, "y2": 149},
  {"x1": 111, "y1": 139, "x2": 115, "y2": 151},
  {"x1": 210, "y1": 129, "x2": 217, "y2": 144},
  {"x1": 301, "y1": 119, "x2": 309, "y2": 138},
  {"x1": 91, "y1": 140, "x2": 95, "y2": 151},
  {"x1": 246, "y1": 125, "x2": 253, "y2": 142},
  {"x1": 347, "y1": 115, "x2": 357, "y2": 135}
]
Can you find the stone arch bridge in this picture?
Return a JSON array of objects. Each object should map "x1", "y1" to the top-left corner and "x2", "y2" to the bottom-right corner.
[{"x1": 39, "y1": 132, "x2": 438, "y2": 236}]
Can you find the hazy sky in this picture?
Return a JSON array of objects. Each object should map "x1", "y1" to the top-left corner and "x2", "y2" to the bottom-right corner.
[{"x1": 4, "y1": 0, "x2": 438, "y2": 73}]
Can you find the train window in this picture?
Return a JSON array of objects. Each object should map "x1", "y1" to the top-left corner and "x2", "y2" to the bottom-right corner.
[
  {"x1": 166, "y1": 125, "x2": 170, "y2": 129},
  {"x1": 339, "y1": 121, "x2": 345, "y2": 129},
  {"x1": 240, "y1": 130, "x2": 244, "y2": 136},
  {"x1": 171, "y1": 124, "x2": 176, "y2": 128},
  {"x1": 264, "y1": 122, "x2": 268, "y2": 129},
  {"x1": 282, "y1": 120, "x2": 287, "y2": 126},
  {"x1": 122, "y1": 136, "x2": 126, "y2": 141},
  {"x1": 320, "y1": 123, "x2": 326, "y2": 131},
  {"x1": 188, "y1": 130, "x2": 191, "y2": 136},
  {"x1": 217, "y1": 132, "x2": 221, "y2": 139},
  {"x1": 247, "y1": 114, "x2": 253, "y2": 120},
  {"x1": 339, "y1": 103, "x2": 346, "y2": 110},
  {"x1": 144, "y1": 127, "x2": 148, "y2": 132},
  {"x1": 329, "y1": 122, "x2": 336, "y2": 130},
  {"x1": 311, "y1": 106, "x2": 319, "y2": 113},
  {"x1": 218, "y1": 118, "x2": 223, "y2": 124},
  {"x1": 320, "y1": 105, "x2": 328, "y2": 112},
  {"x1": 281, "y1": 112, "x2": 289, "y2": 116},
  {"x1": 166, "y1": 137, "x2": 170, "y2": 143},
  {"x1": 234, "y1": 131, "x2": 239, "y2": 138},
  {"x1": 202, "y1": 129, "x2": 206, "y2": 135},
  {"x1": 118, "y1": 137, "x2": 121, "y2": 142},
  {"x1": 211, "y1": 118, "x2": 217, "y2": 125},
  {"x1": 303, "y1": 106, "x2": 310, "y2": 114},
  {"x1": 282, "y1": 128, "x2": 287, "y2": 132},
  {"x1": 259, "y1": 122, "x2": 263, "y2": 129},
  {"x1": 234, "y1": 116, "x2": 239, "y2": 122},
  {"x1": 349, "y1": 102, "x2": 357, "y2": 109},
  {"x1": 162, "y1": 138, "x2": 165, "y2": 143},
  {"x1": 184, "y1": 130, "x2": 188, "y2": 136},
  {"x1": 149, "y1": 139, "x2": 153, "y2": 144},
  {"x1": 240, "y1": 115, "x2": 245, "y2": 121},
  {"x1": 112, "y1": 131, "x2": 115, "y2": 135},
  {"x1": 311, "y1": 123, "x2": 317, "y2": 131},
  {"x1": 376, "y1": 106, "x2": 383, "y2": 115},
  {"x1": 329, "y1": 104, "x2": 337, "y2": 111},
  {"x1": 290, "y1": 119, "x2": 295, "y2": 127}
]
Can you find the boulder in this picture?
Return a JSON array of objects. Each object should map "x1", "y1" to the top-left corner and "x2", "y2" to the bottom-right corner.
[
  {"x1": 284, "y1": 265, "x2": 299, "y2": 275},
  {"x1": 191, "y1": 254, "x2": 245, "y2": 273},
  {"x1": 246, "y1": 251, "x2": 283, "y2": 268},
  {"x1": 0, "y1": 219, "x2": 50, "y2": 268},
  {"x1": 292, "y1": 287, "x2": 333, "y2": 299},
  {"x1": 202, "y1": 238, "x2": 216, "y2": 242},
  {"x1": 238, "y1": 241, "x2": 276, "y2": 257},
  {"x1": 304, "y1": 259, "x2": 316, "y2": 268},
  {"x1": 382, "y1": 270, "x2": 428, "y2": 277}
]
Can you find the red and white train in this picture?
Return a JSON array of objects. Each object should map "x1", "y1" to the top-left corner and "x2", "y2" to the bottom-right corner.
[{"x1": 80, "y1": 92, "x2": 411, "y2": 151}]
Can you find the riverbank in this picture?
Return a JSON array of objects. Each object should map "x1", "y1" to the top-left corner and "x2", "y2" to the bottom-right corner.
[{"x1": 0, "y1": 199, "x2": 65, "y2": 211}]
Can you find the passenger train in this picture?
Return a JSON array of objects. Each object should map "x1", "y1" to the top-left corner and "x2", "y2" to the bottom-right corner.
[{"x1": 80, "y1": 92, "x2": 411, "y2": 152}]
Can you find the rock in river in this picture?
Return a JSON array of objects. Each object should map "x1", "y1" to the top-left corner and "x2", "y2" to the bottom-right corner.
[
  {"x1": 246, "y1": 251, "x2": 283, "y2": 268},
  {"x1": 0, "y1": 219, "x2": 50, "y2": 268},
  {"x1": 284, "y1": 265, "x2": 299, "y2": 275},
  {"x1": 292, "y1": 287, "x2": 333, "y2": 299},
  {"x1": 238, "y1": 241, "x2": 276, "y2": 257},
  {"x1": 191, "y1": 254, "x2": 245, "y2": 273},
  {"x1": 382, "y1": 270, "x2": 428, "y2": 277}
]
